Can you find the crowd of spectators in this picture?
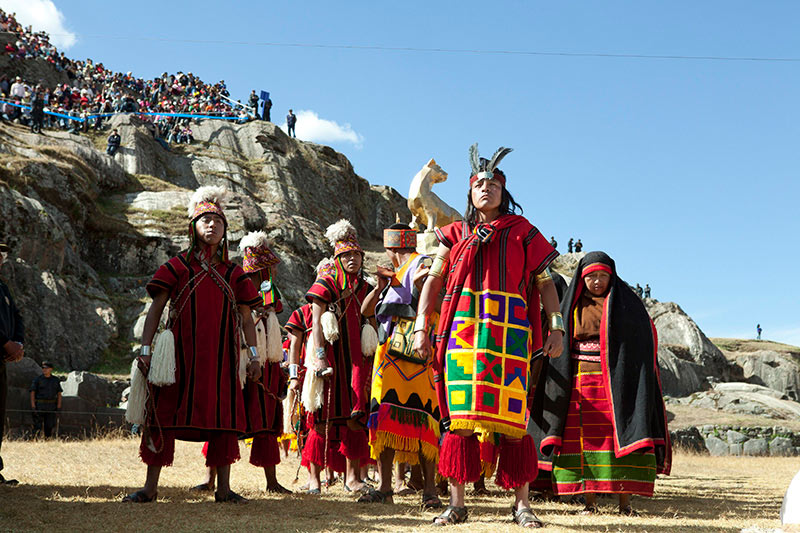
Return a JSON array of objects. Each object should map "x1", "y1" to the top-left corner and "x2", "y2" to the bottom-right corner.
[{"x1": 0, "y1": 8, "x2": 261, "y2": 140}]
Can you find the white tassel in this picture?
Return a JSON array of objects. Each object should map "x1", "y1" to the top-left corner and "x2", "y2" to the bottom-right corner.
[
  {"x1": 239, "y1": 346, "x2": 249, "y2": 389},
  {"x1": 266, "y1": 310, "x2": 284, "y2": 363},
  {"x1": 301, "y1": 341, "x2": 324, "y2": 411},
  {"x1": 126, "y1": 359, "x2": 147, "y2": 425},
  {"x1": 283, "y1": 389, "x2": 295, "y2": 433},
  {"x1": 255, "y1": 316, "x2": 268, "y2": 366},
  {"x1": 361, "y1": 323, "x2": 379, "y2": 357},
  {"x1": 148, "y1": 330, "x2": 176, "y2": 386},
  {"x1": 321, "y1": 310, "x2": 339, "y2": 343}
]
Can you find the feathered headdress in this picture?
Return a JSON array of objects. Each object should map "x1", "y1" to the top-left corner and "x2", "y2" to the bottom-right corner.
[
  {"x1": 325, "y1": 219, "x2": 363, "y2": 257},
  {"x1": 240, "y1": 230, "x2": 280, "y2": 273},
  {"x1": 188, "y1": 185, "x2": 228, "y2": 223},
  {"x1": 186, "y1": 185, "x2": 229, "y2": 261},
  {"x1": 469, "y1": 143, "x2": 513, "y2": 186}
]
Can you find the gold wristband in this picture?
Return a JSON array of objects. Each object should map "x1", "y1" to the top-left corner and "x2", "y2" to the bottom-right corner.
[
  {"x1": 535, "y1": 267, "x2": 553, "y2": 288},
  {"x1": 414, "y1": 313, "x2": 432, "y2": 333},
  {"x1": 429, "y1": 254, "x2": 447, "y2": 279},
  {"x1": 548, "y1": 312, "x2": 565, "y2": 334}
]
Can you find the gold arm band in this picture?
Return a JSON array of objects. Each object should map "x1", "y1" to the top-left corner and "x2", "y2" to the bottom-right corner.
[
  {"x1": 414, "y1": 313, "x2": 433, "y2": 334},
  {"x1": 429, "y1": 254, "x2": 447, "y2": 279},
  {"x1": 535, "y1": 267, "x2": 553, "y2": 288},
  {"x1": 548, "y1": 312, "x2": 565, "y2": 334}
]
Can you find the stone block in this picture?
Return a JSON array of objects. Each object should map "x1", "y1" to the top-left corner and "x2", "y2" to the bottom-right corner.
[
  {"x1": 743, "y1": 438, "x2": 769, "y2": 456},
  {"x1": 671, "y1": 427, "x2": 706, "y2": 453},
  {"x1": 770, "y1": 437, "x2": 794, "y2": 457},
  {"x1": 727, "y1": 430, "x2": 747, "y2": 444},
  {"x1": 729, "y1": 443, "x2": 742, "y2": 456},
  {"x1": 705, "y1": 436, "x2": 729, "y2": 456}
]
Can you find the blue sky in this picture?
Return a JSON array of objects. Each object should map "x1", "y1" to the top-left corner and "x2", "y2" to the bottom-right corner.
[{"x1": 8, "y1": 1, "x2": 799, "y2": 345}]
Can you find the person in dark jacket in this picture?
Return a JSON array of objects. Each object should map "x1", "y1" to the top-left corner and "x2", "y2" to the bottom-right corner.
[
  {"x1": 248, "y1": 90, "x2": 260, "y2": 119},
  {"x1": 0, "y1": 242, "x2": 24, "y2": 485},
  {"x1": 30, "y1": 361, "x2": 62, "y2": 438},
  {"x1": 106, "y1": 129, "x2": 121, "y2": 156},
  {"x1": 286, "y1": 109, "x2": 296, "y2": 138},
  {"x1": 262, "y1": 97, "x2": 272, "y2": 122},
  {"x1": 30, "y1": 89, "x2": 45, "y2": 134}
]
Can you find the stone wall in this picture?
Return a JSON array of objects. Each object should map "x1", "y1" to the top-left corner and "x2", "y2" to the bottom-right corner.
[{"x1": 671, "y1": 425, "x2": 800, "y2": 457}]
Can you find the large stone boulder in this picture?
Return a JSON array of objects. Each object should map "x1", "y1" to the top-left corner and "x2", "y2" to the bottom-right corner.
[
  {"x1": 646, "y1": 301, "x2": 731, "y2": 382},
  {"x1": 675, "y1": 382, "x2": 800, "y2": 420},
  {"x1": 733, "y1": 349, "x2": 800, "y2": 401},
  {"x1": 5, "y1": 357, "x2": 42, "y2": 388},
  {"x1": 657, "y1": 345, "x2": 707, "y2": 397}
]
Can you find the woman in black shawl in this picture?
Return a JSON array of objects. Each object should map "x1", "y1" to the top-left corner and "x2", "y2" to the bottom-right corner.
[{"x1": 539, "y1": 252, "x2": 671, "y2": 515}]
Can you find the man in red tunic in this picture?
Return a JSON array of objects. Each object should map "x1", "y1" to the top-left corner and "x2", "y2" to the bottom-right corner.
[
  {"x1": 303, "y1": 220, "x2": 373, "y2": 494},
  {"x1": 124, "y1": 186, "x2": 262, "y2": 503}
]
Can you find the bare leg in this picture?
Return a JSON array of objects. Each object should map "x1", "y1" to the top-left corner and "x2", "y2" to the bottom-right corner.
[
  {"x1": 619, "y1": 493, "x2": 636, "y2": 515},
  {"x1": 449, "y1": 480, "x2": 466, "y2": 507},
  {"x1": 193, "y1": 466, "x2": 216, "y2": 490},
  {"x1": 142, "y1": 464, "x2": 162, "y2": 498},
  {"x1": 409, "y1": 463, "x2": 424, "y2": 490},
  {"x1": 583, "y1": 492, "x2": 597, "y2": 513},
  {"x1": 420, "y1": 455, "x2": 437, "y2": 496},
  {"x1": 265, "y1": 464, "x2": 291, "y2": 493},
  {"x1": 378, "y1": 449, "x2": 395, "y2": 493},
  {"x1": 513, "y1": 482, "x2": 531, "y2": 512},
  {"x1": 216, "y1": 464, "x2": 232, "y2": 496},
  {"x1": 394, "y1": 462, "x2": 408, "y2": 492},
  {"x1": 308, "y1": 461, "x2": 322, "y2": 491},
  {"x1": 360, "y1": 462, "x2": 371, "y2": 482},
  {"x1": 345, "y1": 458, "x2": 365, "y2": 491}
]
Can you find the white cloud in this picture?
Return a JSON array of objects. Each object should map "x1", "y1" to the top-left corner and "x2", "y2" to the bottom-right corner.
[
  {"x1": 280, "y1": 110, "x2": 364, "y2": 147},
  {"x1": 3, "y1": 0, "x2": 76, "y2": 49}
]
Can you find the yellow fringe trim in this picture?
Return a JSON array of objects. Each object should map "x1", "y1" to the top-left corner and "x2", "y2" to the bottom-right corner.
[
  {"x1": 448, "y1": 419, "x2": 527, "y2": 440},
  {"x1": 369, "y1": 431, "x2": 439, "y2": 465}
]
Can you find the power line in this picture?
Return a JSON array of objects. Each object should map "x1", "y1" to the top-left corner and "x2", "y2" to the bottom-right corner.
[{"x1": 40, "y1": 33, "x2": 800, "y2": 63}]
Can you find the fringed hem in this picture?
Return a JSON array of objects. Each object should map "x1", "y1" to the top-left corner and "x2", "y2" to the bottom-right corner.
[
  {"x1": 438, "y1": 432, "x2": 481, "y2": 484},
  {"x1": 139, "y1": 431, "x2": 175, "y2": 467},
  {"x1": 249, "y1": 433, "x2": 281, "y2": 467},
  {"x1": 205, "y1": 433, "x2": 241, "y2": 467},
  {"x1": 370, "y1": 430, "x2": 439, "y2": 465},
  {"x1": 448, "y1": 419, "x2": 527, "y2": 440},
  {"x1": 496, "y1": 435, "x2": 537, "y2": 489}
]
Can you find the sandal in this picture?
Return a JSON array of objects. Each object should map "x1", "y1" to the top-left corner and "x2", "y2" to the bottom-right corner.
[
  {"x1": 512, "y1": 507, "x2": 544, "y2": 528},
  {"x1": 266, "y1": 484, "x2": 292, "y2": 494},
  {"x1": 215, "y1": 490, "x2": 248, "y2": 503},
  {"x1": 122, "y1": 490, "x2": 157, "y2": 503},
  {"x1": 307, "y1": 488, "x2": 321, "y2": 495},
  {"x1": 619, "y1": 505, "x2": 639, "y2": 516},
  {"x1": 421, "y1": 493, "x2": 443, "y2": 510},
  {"x1": 579, "y1": 505, "x2": 598, "y2": 515},
  {"x1": 189, "y1": 483, "x2": 214, "y2": 492},
  {"x1": 357, "y1": 487, "x2": 393, "y2": 504},
  {"x1": 0, "y1": 474, "x2": 18, "y2": 486},
  {"x1": 433, "y1": 505, "x2": 468, "y2": 526}
]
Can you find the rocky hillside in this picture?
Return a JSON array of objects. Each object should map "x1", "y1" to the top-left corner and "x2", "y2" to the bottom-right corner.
[{"x1": 0, "y1": 115, "x2": 408, "y2": 371}]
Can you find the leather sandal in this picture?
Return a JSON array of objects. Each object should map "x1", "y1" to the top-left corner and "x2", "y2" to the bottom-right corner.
[
  {"x1": 357, "y1": 487, "x2": 393, "y2": 504},
  {"x1": 579, "y1": 504, "x2": 598, "y2": 515},
  {"x1": 122, "y1": 490, "x2": 157, "y2": 503},
  {"x1": 0, "y1": 474, "x2": 18, "y2": 486},
  {"x1": 433, "y1": 505, "x2": 468, "y2": 526},
  {"x1": 189, "y1": 482, "x2": 214, "y2": 492},
  {"x1": 266, "y1": 484, "x2": 292, "y2": 494},
  {"x1": 619, "y1": 505, "x2": 639, "y2": 516},
  {"x1": 512, "y1": 507, "x2": 543, "y2": 528},
  {"x1": 421, "y1": 493, "x2": 443, "y2": 510},
  {"x1": 214, "y1": 490, "x2": 248, "y2": 503}
]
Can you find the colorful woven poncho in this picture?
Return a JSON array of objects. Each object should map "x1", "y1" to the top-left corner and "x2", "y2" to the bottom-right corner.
[
  {"x1": 433, "y1": 215, "x2": 558, "y2": 438},
  {"x1": 368, "y1": 253, "x2": 440, "y2": 464}
]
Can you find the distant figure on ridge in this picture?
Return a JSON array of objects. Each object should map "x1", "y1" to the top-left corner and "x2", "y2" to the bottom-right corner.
[
  {"x1": 635, "y1": 283, "x2": 643, "y2": 298},
  {"x1": 249, "y1": 90, "x2": 260, "y2": 119},
  {"x1": 574, "y1": 239, "x2": 583, "y2": 252},
  {"x1": 550, "y1": 236, "x2": 558, "y2": 250},
  {"x1": 644, "y1": 284, "x2": 651, "y2": 298},
  {"x1": 286, "y1": 109, "x2": 297, "y2": 138},
  {"x1": 757, "y1": 324, "x2": 762, "y2": 340},
  {"x1": 262, "y1": 95, "x2": 272, "y2": 122},
  {"x1": 106, "y1": 129, "x2": 121, "y2": 157},
  {"x1": 568, "y1": 238, "x2": 574, "y2": 253}
]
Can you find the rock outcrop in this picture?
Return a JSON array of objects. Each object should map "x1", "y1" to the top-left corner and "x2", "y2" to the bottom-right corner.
[{"x1": 0, "y1": 111, "x2": 408, "y2": 370}]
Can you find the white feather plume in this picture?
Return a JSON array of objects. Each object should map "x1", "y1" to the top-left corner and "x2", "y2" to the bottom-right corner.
[
  {"x1": 239, "y1": 230, "x2": 270, "y2": 252},
  {"x1": 325, "y1": 219, "x2": 357, "y2": 247},
  {"x1": 188, "y1": 185, "x2": 228, "y2": 216}
]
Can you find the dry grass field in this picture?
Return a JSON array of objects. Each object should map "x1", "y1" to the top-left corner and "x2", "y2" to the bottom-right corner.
[{"x1": 0, "y1": 436, "x2": 795, "y2": 532}]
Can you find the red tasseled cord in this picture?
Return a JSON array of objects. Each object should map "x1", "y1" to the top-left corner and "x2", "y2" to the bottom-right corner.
[
  {"x1": 438, "y1": 432, "x2": 481, "y2": 484},
  {"x1": 496, "y1": 435, "x2": 538, "y2": 489},
  {"x1": 480, "y1": 438, "x2": 499, "y2": 474}
]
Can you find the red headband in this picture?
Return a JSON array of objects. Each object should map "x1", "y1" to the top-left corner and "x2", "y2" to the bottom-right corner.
[
  {"x1": 581, "y1": 263, "x2": 613, "y2": 277},
  {"x1": 469, "y1": 171, "x2": 506, "y2": 187}
]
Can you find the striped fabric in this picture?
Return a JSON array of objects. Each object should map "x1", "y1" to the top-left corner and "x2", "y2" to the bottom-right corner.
[{"x1": 552, "y1": 361, "x2": 657, "y2": 496}]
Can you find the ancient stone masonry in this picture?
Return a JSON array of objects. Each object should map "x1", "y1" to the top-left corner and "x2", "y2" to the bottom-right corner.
[{"x1": 672, "y1": 425, "x2": 800, "y2": 457}]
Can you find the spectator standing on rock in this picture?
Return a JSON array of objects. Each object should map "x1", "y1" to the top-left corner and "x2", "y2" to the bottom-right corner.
[
  {"x1": 262, "y1": 95, "x2": 272, "y2": 122},
  {"x1": 574, "y1": 239, "x2": 583, "y2": 252},
  {"x1": 757, "y1": 324, "x2": 762, "y2": 340},
  {"x1": 248, "y1": 90, "x2": 260, "y2": 119},
  {"x1": 29, "y1": 361, "x2": 61, "y2": 438},
  {"x1": 644, "y1": 284, "x2": 651, "y2": 299},
  {"x1": 550, "y1": 236, "x2": 558, "y2": 250},
  {"x1": 635, "y1": 283, "x2": 643, "y2": 298},
  {"x1": 286, "y1": 109, "x2": 297, "y2": 138},
  {"x1": 0, "y1": 241, "x2": 24, "y2": 485},
  {"x1": 568, "y1": 238, "x2": 573, "y2": 253},
  {"x1": 106, "y1": 129, "x2": 121, "y2": 156},
  {"x1": 30, "y1": 88, "x2": 44, "y2": 134}
]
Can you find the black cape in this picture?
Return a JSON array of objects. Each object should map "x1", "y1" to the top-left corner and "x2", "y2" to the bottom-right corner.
[{"x1": 535, "y1": 252, "x2": 671, "y2": 474}]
